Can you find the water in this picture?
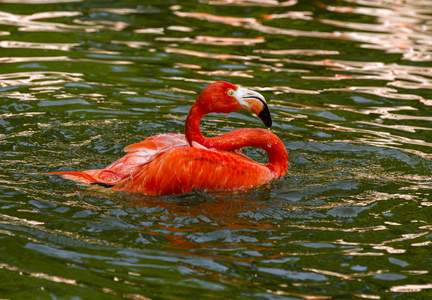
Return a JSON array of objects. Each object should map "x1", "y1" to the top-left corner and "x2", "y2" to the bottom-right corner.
[{"x1": 1, "y1": 0, "x2": 432, "y2": 298}]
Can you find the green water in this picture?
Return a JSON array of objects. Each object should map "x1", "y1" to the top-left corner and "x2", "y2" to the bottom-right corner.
[{"x1": 2, "y1": 0, "x2": 432, "y2": 299}]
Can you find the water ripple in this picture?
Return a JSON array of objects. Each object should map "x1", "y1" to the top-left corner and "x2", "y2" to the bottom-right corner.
[{"x1": 1, "y1": 0, "x2": 432, "y2": 299}]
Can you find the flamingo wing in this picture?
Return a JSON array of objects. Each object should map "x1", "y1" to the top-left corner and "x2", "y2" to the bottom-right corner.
[
  {"x1": 123, "y1": 133, "x2": 187, "y2": 153},
  {"x1": 48, "y1": 133, "x2": 188, "y2": 186},
  {"x1": 112, "y1": 147, "x2": 273, "y2": 196}
]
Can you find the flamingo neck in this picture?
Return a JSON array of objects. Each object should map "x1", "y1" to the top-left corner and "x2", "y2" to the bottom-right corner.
[
  {"x1": 185, "y1": 105, "x2": 288, "y2": 177},
  {"x1": 212, "y1": 128, "x2": 289, "y2": 177},
  {"x1": 185, "y1": 103, "x2": 207, "y2": 147},
  {"x1": 185, "y1": 103, "x2": 243, "y2": 149}
]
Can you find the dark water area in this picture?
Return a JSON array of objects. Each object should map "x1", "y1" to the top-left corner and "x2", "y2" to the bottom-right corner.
[{"x1": 1, "y1": 0, "x2": 432, "y2": 299}]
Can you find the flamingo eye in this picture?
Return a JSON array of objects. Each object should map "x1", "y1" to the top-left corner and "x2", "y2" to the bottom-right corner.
[{"x1": 227, "y1": 89, "x2": 234, "y2": 96}]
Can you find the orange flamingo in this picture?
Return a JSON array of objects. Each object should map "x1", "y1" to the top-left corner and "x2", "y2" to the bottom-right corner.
[{"x1": 47, "y1": 81, "x2": 288, "y2": 196}]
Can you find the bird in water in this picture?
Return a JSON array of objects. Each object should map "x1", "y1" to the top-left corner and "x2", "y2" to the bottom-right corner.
[{"x1": 46, "y1": 81, "x2": 288, "y2": 196}]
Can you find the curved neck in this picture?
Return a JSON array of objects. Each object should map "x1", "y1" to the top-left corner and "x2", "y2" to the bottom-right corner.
[
  {"x1": 185, "y1": 106, "x2": 288, "y2": 177},
  {"x1": 185, "y1": 103, "x2": 207, "y2": 147},
  {"x1": 211, "y1": 128, "x2": 289, "y2": 177}
]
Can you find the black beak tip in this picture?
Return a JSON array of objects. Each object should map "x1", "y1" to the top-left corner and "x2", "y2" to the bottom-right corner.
[{"x1": 258, "y1": 106, "x2": 272, "y2": 128}]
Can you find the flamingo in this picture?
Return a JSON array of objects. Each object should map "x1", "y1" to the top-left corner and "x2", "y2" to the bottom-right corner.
[{"x1": 47, "y1": 81, "x2": 288, "y2": 196}]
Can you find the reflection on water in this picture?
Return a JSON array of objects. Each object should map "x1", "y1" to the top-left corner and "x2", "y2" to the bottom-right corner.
[{"x1": 1, "y1": 0, "x2": 432, "y2": 299}]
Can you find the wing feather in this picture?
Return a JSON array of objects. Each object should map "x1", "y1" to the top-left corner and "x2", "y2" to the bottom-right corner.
[
  {"x1": 47, "y1": 133, "x2": 188, "y2": 186},
  {"x1": 48, "y1": 133, "x2": 272, "y2": 195},
  {"x1": 113, "y1": 147, "x2": 272, "y2": 196}
]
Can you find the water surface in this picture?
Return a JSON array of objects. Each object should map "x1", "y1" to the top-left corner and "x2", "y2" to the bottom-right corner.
[{"x1": 1, "y1": 0, "x2": 432, "y2": 299}]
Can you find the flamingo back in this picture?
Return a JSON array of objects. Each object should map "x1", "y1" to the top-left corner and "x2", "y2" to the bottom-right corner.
[{"x1": 113, "y1": 147, "x2": 273, "y2": 196}]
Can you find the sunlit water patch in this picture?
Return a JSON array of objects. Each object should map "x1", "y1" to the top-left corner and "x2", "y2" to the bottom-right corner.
[{"x1": 1, "y1": 0, "x2": 432, "y2": 299}]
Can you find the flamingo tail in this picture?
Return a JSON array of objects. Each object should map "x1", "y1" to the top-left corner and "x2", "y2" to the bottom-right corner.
[{"x1": 45, "y1": 170, "x2": 114, "y2": 188}]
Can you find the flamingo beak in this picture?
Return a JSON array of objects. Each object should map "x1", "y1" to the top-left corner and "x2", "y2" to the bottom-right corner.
[{"x1": 232, "y1": 87, "x2": 272, "y2": 128}]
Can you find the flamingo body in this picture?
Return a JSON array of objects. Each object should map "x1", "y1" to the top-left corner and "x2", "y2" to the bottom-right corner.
[
  {"x1": 47, "y1": 81, "x2": 289, "y2": 196},
  {"x1": 116, "y1": 145, "x2": 273, "y2": 196}
]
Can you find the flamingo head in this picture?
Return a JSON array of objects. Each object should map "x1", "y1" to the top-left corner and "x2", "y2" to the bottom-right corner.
[{"x1": 196, "y1": 81, "x2": 272, "y2": 127}]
